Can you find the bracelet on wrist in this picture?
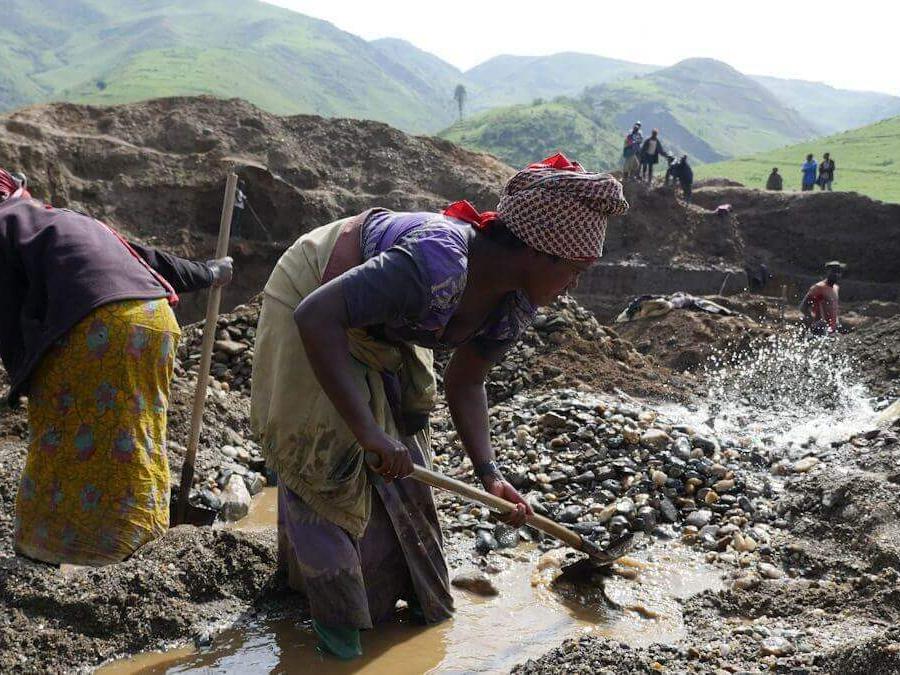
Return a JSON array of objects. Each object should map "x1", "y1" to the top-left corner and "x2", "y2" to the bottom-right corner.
[{"x1": 473, "y1": 460, "x2": 503, "y2": 483}]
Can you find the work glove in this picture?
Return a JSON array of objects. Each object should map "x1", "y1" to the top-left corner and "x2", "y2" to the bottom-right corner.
[{"x1": 207, "y1": 256, "x2": 234, "y2": 288}]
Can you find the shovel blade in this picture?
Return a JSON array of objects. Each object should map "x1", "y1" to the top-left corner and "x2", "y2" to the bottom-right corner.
[{"x1": 170, "y1": 499, "x2": 218, "y2": 526}]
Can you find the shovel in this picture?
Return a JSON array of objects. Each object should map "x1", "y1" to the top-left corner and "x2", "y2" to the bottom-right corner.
[
  {"x1": 171, "y1": 172, "x2": 239, "y2": 526},
  {"x1": 367, "y1": 453, "x2": 633, "y2": 569}
]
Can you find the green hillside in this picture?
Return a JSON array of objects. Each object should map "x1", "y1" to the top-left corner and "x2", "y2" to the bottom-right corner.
[
  {"x1": 585, "y1": 59, "x2": 817, "y2": 160},
  {"x1": 441, "y1": 58, "x2": 822, "y2": 171},
  {"x1": 440, "y1": 100, "x2": 622, "y2": 171},
  {"x1": 696, "y1": 116, "x2": 900, "y2": 203},
  {"x1": 752, "y1": 75, "x2": 900, "y2": 135},
  {"x1": 465, "y1": 53, "x2": 656, "y2": 112},
  {"x1": 0, "y1": 0, "x2": 457, "y2": 132},
  {"x1": 371, "y1": 38, "x2": 469, "y2": 109}
]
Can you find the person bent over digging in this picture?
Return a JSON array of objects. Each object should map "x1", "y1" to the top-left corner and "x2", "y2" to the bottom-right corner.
[
  {"x1": 0, "y1": 168, "x2": 233, "y2": 566},
  {"x1": 251, "y1": 153, "x2": 629, "y2": 659}
]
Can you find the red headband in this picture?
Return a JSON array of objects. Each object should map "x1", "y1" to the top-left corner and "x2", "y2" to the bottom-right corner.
[{"x1": 442, "y1": 199, "x2": 498, "y2": 231}]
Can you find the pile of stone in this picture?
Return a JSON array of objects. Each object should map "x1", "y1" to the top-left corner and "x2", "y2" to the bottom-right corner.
[
  {"x1": 176, "y1": 297, "x2": 261, "y2": 396},
  {"x1": 480, "y1": 295, "x2": 631, "y2": 403},
  {"x1": 432, "y1": 389, "x2": 777, "y2": 560}
]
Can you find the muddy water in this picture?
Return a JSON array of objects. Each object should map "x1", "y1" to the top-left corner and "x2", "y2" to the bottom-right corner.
[{"x1": 102, "y1": 489, "x2": 720, "y2": 675}]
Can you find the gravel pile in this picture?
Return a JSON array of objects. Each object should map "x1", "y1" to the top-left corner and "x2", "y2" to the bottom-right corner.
[{"x1": 431, "y1": 389, "x2": 778, "y2": 563}]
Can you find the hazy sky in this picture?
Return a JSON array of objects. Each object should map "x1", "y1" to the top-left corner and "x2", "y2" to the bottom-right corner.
[{"x1": 264, "y1": 0, "x2": 900, "y2": 96}]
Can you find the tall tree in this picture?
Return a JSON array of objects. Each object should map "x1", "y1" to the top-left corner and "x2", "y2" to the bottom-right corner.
[{"x1": 453, "y1": 84, "x2": 467, "y2": 122}]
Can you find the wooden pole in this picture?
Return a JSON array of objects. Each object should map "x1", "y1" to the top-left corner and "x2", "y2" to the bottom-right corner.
[{"x1": 174, "y1": 172, "x2": 238, "y2": 525}]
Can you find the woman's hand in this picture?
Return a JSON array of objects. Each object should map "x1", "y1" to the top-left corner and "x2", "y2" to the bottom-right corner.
[
  {"x1": 482, "y1": 475, "x2": 533, "y2": 528},
  {"x1": 361, "y1": 429, "x2": 413, "y2": 481}
]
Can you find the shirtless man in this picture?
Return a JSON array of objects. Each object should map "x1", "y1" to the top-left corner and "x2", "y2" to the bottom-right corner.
[{"x1": 800, "y1": 261, "x2": 845, "y2": 334}]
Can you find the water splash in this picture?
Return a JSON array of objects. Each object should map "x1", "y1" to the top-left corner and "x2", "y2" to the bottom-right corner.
[{"x1": 678, "y1": 328, "x2": 879, "y2": 447}]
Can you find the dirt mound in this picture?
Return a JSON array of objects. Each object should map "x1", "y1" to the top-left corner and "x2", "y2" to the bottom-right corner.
[
  {"x1": 695, "y1": 177, "x2": 745, "y2": 188},
  {"x1": 843, "y1": 315, "x2": 900, "y2": 397},
  {"x1": 603, "y1": 181, "x2": 745, "y2": 269},
  {"x1": 0, "y1": 96, "x2": 513, "y2": 321},
  {"x1": 614, "y1": 305, "x2": 773, "y2": 372},
  {"x1": 691, "y1": 186, "x2": 900, "y2": 288},
  {"x1": 0, "y1": 526, "x2": 280, "y2": 673}
]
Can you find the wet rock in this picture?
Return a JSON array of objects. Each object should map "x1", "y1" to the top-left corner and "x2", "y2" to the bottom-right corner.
[
  {"x1": 219, "y1": 474, "x2": 251, "y2": 521},
  {"x1": 712, "y1": 479, "x2": 735, "y2": 492},
  {"x1": 451, "y1": 571, "x2": 499, "y2": 597},
  {"x1": 760, "y1": 636, "x2": 795, "y2": 657},
  {"x1": 659, "y1": 499, "x2": 678, "y2": 523},
  {"x1": 559, "y1": 505, "x2": 584, "y2": 523},
  {"x1": 731, "y1": 533, "x2": 757, "y2": 552},
  {"x1": 616, "y1": 498, "x2": 635, "y2": 516},
  {"x1": 692, "y1": 436, "x2": 718, "y2": 453},
  {"x1": 636, "y1": 506, "x2": 658, "y2": 532},
  {"x1": 494, "y1": 524, "x2": 520, "y2": 549},
  {"x1": 623, "y1": 428, "x2": 641, "y2": 445},
  {"x1": 685, "y1": 509, "x2": 713, "y2": 528},
  {"x1": 244, "y1": 472, "x2": 266, "y2": 496},
  {"x1": 759, "y1": 562, "x2": 784, "y2": 579},
  {"x1": 214, "y1": 339, "x2": 248, "y2": 357},
  {"x1": 538, "y1": 412, "x2": 568, "y2": 429},
  {"x1": 199, "y1": 488, "x2": 221, "y2": 510},
  {"x1": 793, "y1": 456, "x2": 820, "y2": 472},
  {"x1": 641, "y1": 429, "x2": 671, "y2": 449},
  {"x1": 673, "y1": 436, "x2": 693, "y2": 460},
  {"x1": 609, "y1": 515, "x2": 630, "y2": 534},
  {"x1": 476, "y1": 530, "x2": 499, "y2": 554}
]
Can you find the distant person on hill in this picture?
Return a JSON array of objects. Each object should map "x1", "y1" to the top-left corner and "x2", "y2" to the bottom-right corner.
[
  {"x1": 800, "y1": 261, "x2": 845, "y2": 334},
  {"x1": 666, "y1": 155, "x2": 694, "y2": 202},
  {"x1": 622, "y1": 121, "x2": 643, "y2": 180},
  {"x1": 818, "y1": 153, "x2": 835, "y2": 191},
  {"x1": 766, "y1": 167, "x2": 783, "y2": 191},
  {"x1": 801, "y1": 154, "x2": 817, "y2": 191},
  {"x1": 639, "y1": 129, "x2": 673, "y2": 184}
]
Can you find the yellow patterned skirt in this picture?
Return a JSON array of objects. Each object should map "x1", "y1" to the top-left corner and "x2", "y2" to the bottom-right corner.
[{"x1": 14, "y1": 298, "x2": 181, "y2": 566}]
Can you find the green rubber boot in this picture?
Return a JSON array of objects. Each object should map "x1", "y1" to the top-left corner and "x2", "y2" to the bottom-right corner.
[
  {"x1": 312, "y1": 620, "x2": 362, "y2": 660},
  {"x1": 407, "y1": 594, "x2": 427, "y2": 624}
]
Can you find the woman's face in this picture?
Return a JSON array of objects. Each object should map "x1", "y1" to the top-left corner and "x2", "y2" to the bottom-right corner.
[{"x1": 523, "y1": 254, "x2": 593, "y2": 306}]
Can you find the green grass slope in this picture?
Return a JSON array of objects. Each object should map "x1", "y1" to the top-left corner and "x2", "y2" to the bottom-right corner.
[
  {"x1": 696, "y1": 116, "x2": 900, "y2": 203},
  {"x1": 0, "y1": 0, "x2": 457, "y2": 132},
  {"x1": 586, "y1": 59, "x2": 818, "y2": 160},
  {"x1": 439, "y1": 100, "x2": 622, "y2": 172},
  {"x1": 370, "y1": 37, "x2": 470, "y2": 110},
  {"x1": 752, "y1": 75, "x2": 900, "y2": 135},
  {"x1": 465, "y1": 53, "x2": 656, "y2": 112}
]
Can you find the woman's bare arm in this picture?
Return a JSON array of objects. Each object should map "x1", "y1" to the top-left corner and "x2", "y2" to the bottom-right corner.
[
  {"x1": 294, "y1": 280, "x2": 412, "y2": 478},
  {"x1": 445, "y1": 343, "x2": 532, "y2": 525}
]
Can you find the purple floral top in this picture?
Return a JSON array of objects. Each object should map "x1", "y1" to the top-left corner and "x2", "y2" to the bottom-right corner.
[{"x1": 340, "y1": 210, "x2": 535, "y2": 360}]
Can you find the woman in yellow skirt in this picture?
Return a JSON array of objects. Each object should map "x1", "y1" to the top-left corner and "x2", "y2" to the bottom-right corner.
[{"x1": 0, "y1": 169, "x2": 232, "y2": 565}]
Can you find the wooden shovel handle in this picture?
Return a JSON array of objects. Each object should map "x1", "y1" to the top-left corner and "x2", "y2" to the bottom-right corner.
[
  {"x1": 367, "y1": 453, "x2": 584, "y2": 552},
  {"x1": 174, "y1": 172, "x2": 238, "y2": 525}
]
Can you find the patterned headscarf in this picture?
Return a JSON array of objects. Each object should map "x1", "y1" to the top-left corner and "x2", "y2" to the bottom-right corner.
[
  {"x1": 498, "y1": 153, "x2": 628, "y2": 260},
  {"x1": 444, "y1": 153, "x2": 628, "y2": 260}
]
